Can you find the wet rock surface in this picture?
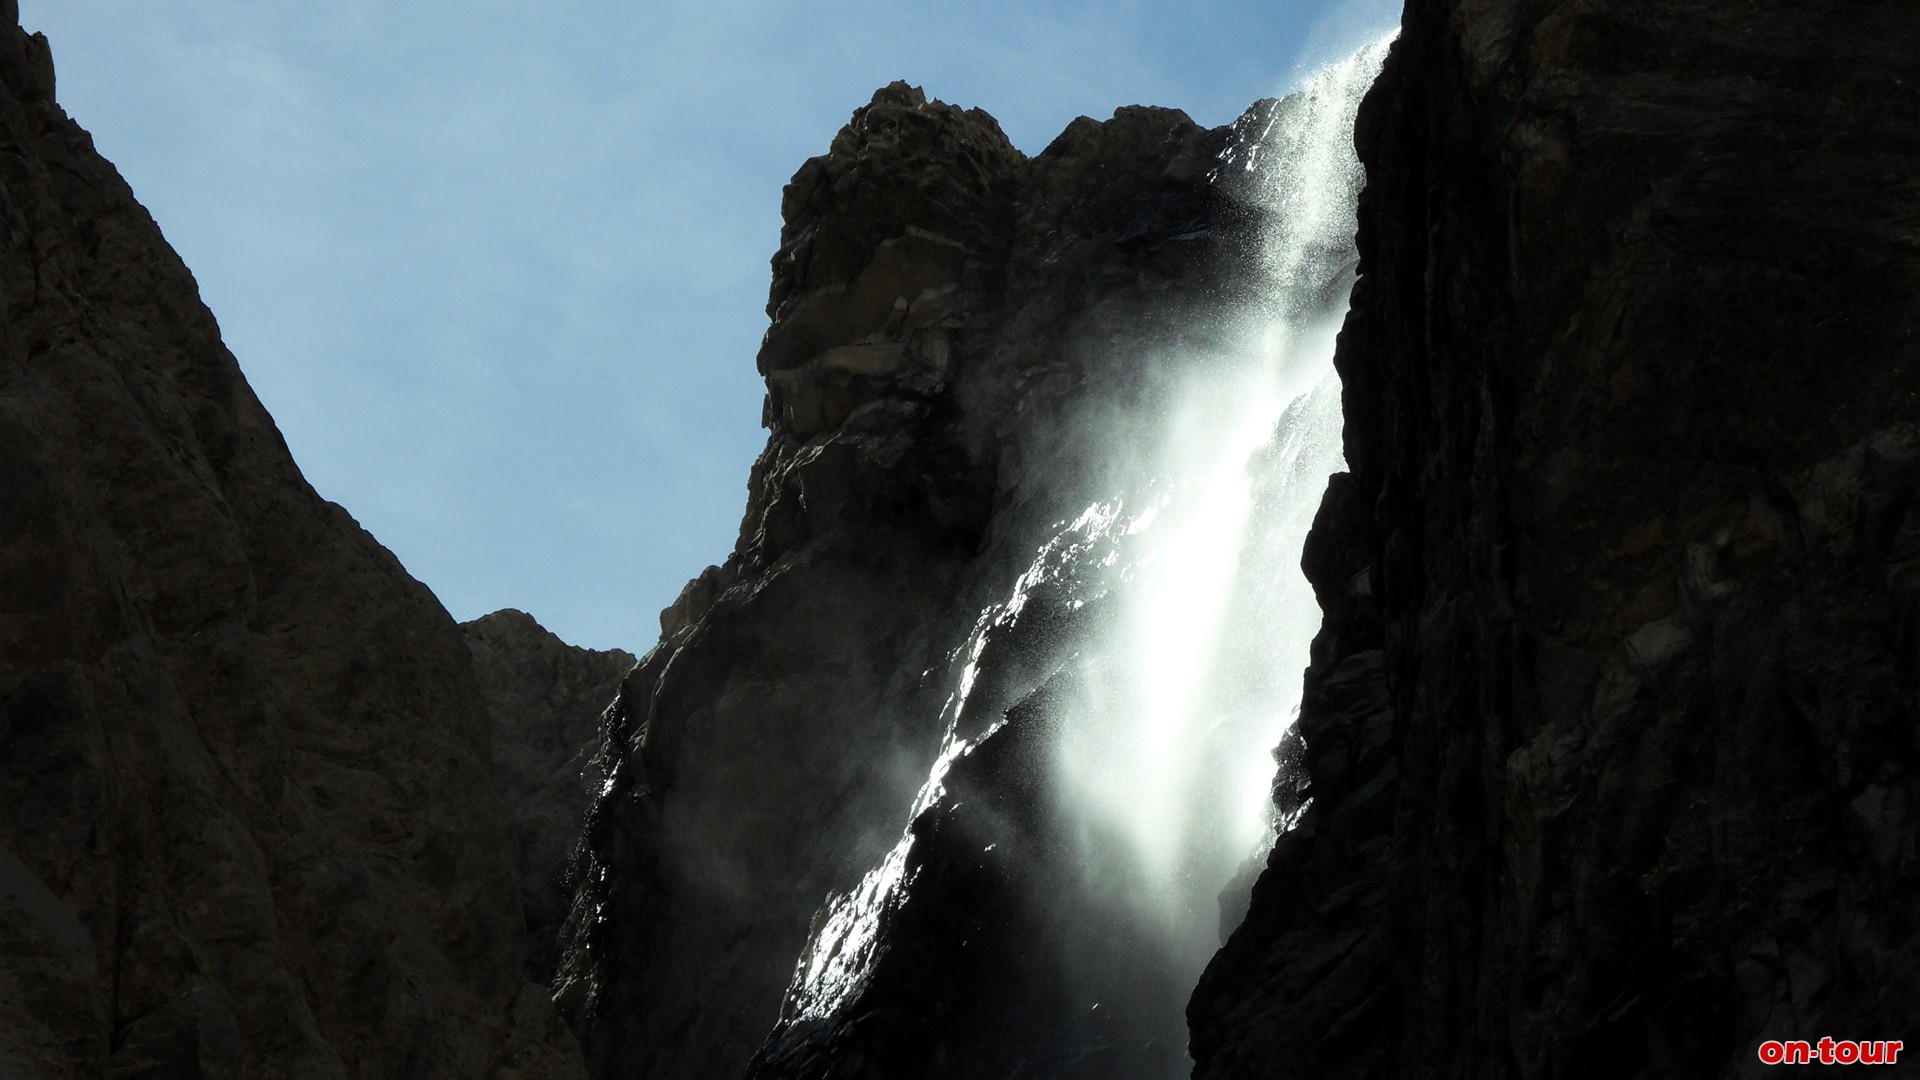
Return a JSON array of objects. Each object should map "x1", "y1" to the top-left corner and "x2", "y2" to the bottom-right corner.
[
  {"x1": 7, "y1": 0, "x2": 1911, "y2": 1075},
  {"x1": 1192, "y1": 1, "x2": 1920, "y2": 1077},
  {"x1": 462, "y1": 610, "x2": 634, "y2": 986},
  {"x1": 0, "y1": 8, "x2": 584, "y2": 1077},
  {"x1": 553, "y1": 82, "x2": 1277, "y2": 1079}
]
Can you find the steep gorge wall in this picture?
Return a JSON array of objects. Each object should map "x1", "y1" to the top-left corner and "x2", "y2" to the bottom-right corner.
[
  {"x1": 554, "y1": 83, "x2": 1278, "y2": 1079},
  {"x1": 8, "y1": 0, "x2": 1912, "y2": 1075},
  {"x1": 461, "y1": 611, "x2": 634, "y2": 986},
  {"x1": 1193, "y1": 1, "x2": 1920, "y2": 1076},
  {"x1": 0, "y1": 10, "x2": 588, "y2": 1076}
]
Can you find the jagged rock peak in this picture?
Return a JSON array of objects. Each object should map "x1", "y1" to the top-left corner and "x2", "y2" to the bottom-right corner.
[
  {"x1": 464, "y1": 607, "x2": 630, "y2": 659},
  {"x1": 732, "y1": 82, "x2": 1033, "y2": 577},
  {"x1": 0, "y1": 0, "x2": 51, "y2": 103},
  {"x1": 765, "y1": 80, "x2": 1024, "y2": 343},
  {"x1": 863, "y1": 79, "x2": 926, "y2": 110},
  {"x1": 558, "y1": 76, "x2": 1279, "y2": 1080}
]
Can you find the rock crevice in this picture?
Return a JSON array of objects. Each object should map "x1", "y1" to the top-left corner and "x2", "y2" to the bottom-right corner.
[{"x1": 1192, "y1": 2, "x2": 1920, "y2": 1077}]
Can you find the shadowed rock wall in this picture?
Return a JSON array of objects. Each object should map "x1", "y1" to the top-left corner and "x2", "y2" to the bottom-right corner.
[
  {"x1": 462, "y1": 610, "x2": 634, "y2": 986},
  {"x1": 0, "y1": 9, "x2": 585, "y2": 1077},
  {"x1": 1192, "y1": 2, "x2": 1920, "y2": 1077}
]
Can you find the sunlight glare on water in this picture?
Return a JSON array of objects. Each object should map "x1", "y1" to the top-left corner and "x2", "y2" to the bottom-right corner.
[
  {"x1": 775, "y1": 37, "x2": 1395, "y2": 1062},
  {"x1": 1055, "y1": 33, "x2": 1393, "y2": 961}
]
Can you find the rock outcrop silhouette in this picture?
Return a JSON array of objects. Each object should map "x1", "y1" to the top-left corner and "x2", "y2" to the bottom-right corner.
[
  {"x1": 553, "y1": 82, "x2": 1279, "y2": 1079},
  {"x1": 0, "y1": 8, "x2": 586, "y2": 1076}
]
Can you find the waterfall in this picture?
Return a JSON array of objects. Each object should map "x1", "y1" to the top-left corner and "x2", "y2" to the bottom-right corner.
[
  {"x1": 1056, "y1": 36, "x2": 1390, "y2": 970},
  {"x1": 764, "y1": 38, "x2": 1392, "y2": 1078}
]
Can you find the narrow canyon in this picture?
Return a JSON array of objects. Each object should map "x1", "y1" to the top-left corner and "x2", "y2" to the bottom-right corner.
[{"x1": 1, "y1": 1, "x2": 1914, "y2": 1078}]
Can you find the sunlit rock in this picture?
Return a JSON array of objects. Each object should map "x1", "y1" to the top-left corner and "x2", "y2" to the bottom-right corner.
[{"x1": 556, "y1": 46, "x2": 1387, "y2": 1078}]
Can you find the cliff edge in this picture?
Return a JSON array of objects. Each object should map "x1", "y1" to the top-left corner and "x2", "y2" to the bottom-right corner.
[
  {"x1": 0, "y1": 8, "x2": 585, "y2": 1076},
  {"x1": 553, "y1": 80, "x2": 1270, "y2": 1079},
  {"x1": 1193, "y1": 1, "x2": 1920, "y2": 1076}
]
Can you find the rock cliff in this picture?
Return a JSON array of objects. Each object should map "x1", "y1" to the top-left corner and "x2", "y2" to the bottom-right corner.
[
  {"x1": 8, "y1": 0, "x2": 1916, "y2": 1076},
  {"x1": 461, "y1": 611, "x2": 634, "y2": 986},
  {"x1": 553, "y1": 82, "x2": 1283, "y2": 1079},
  {"x1": 1192, "y1": 1, "x2": 1920, "y2": 1077},
  {"x1": 0, "y1": 8, "x2": 585, "y2": 1076},
  {"x1": 566, "y1": 1, "x2": 1920, "y2": 1075}
]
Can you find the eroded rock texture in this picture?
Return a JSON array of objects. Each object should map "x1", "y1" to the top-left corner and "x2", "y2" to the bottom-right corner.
[
  {"x1": 462, "y1": 610, "x2": 634, "y2": 985},
  {"x1": 554, "y1": 83, "x2": 1275, "y2": 1079},
  {"x1": 0, "y1": 9, "x2": 584, "y2": 1077},
  {"x1": 1192, "y1": 2, "x2": 1920, "y2": 1077}
]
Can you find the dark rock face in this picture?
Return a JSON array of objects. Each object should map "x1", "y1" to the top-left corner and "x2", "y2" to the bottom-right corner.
[
  {"x1": 552, "y1": 83, "x2": 1025, "y2": 1080},
  {"x1": 555, "y1": 82, "x2": 1277, "y2": 1079},
  {"x1": 15, "y1": 0, "x2": 1900, "y2": 1075},
  {"x1": 1193, "y1": 2, "x2": 1920, "y2": 1077},
  {"x1": 462, "y1": 610, "x2": 634, "y2": 986},
  {"x1": 0, "y1": 9, "x2": 583, "y2": 1077}
]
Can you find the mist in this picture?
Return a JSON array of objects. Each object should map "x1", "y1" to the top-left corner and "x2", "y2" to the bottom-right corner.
[{"x1": 763, "y1": 40, "x2": 1391, "y2": 1078}]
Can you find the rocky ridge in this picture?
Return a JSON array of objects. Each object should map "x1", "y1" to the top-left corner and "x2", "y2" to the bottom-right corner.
[
  {"x1": 0, "y1": 8, "x2": 586, "y2": 1077},
  {"x1": 553, "y1": 82, "x2": 1280, "y2": 1079}
]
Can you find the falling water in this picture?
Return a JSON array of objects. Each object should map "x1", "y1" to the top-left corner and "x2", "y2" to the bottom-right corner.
[
  {"x1": 767, "y1": 38, "x2": 1392, "y2": 1077},
  {"x1": 1055, "y1": 37, "x2": 1391, "y2": 971}
]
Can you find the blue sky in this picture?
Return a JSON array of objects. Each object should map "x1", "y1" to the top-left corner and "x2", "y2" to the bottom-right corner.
[{"x1": 19, "y1": 0, "x2": 1399, "y2": 652}]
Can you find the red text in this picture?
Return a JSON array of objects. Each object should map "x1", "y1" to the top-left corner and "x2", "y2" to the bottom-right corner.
[{"x1": 1758, "y1": 1038, "x2": 1903, "y2": 1066}]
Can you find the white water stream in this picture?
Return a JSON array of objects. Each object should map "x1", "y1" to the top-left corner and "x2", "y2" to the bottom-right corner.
[
  {"x1": 1057, "y1": 37, "x2": 1390, "y2": 969},
  {"x1": 777, "y1": 38, "x2": 1392, "y2": 1072}
]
